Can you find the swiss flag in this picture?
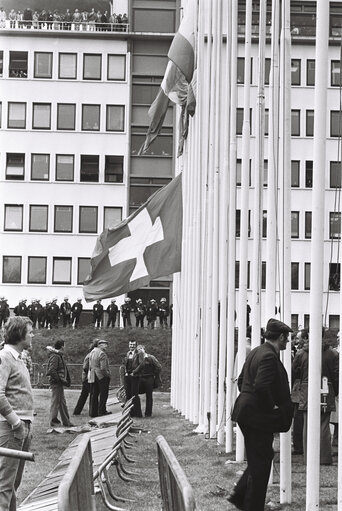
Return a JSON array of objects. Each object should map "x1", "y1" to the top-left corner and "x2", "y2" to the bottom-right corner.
[{"x1": 83, "y1": 174, "x2": 182, "y2": 302}]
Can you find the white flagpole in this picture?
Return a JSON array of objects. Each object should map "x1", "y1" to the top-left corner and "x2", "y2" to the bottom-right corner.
[
  {"x1": 225, "y1": 0, "x2": 238, "y2": 453},
  {"x1": 217, "y1": 0, "x2": 231, "y2": 446},
  {"x1": 236, "y1": 0, "x2": 252, "y2": 462},
  {"x1": 306, "y1": 1, "x2": 329, "y2": 509},
  {"x1": 265, "y1": 0, "x2": 280, "y2": 323},
  {"x1": 251, "y1": 0, "x2": 266, "y2": 349},
  {"x1": 279, "y1": 0, "x2": 292, "y2": 503}
]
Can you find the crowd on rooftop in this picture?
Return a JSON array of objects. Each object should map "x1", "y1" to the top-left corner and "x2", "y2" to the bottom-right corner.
[{"x1": 0, "y1": 6, "x2": 128, "y2": 31}]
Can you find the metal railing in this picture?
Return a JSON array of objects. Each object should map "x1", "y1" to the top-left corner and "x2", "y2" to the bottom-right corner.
[{"x1": 1, "y1": 20, "x2": 129, "y2": 32}]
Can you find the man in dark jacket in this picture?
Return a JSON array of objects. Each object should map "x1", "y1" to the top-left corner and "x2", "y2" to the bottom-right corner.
[
  {"x1": 71, "y1": 298, "x2": 83, "y2": 328},
  {"x1": 230, "y1": 318, "x2": 293, "y2": 511},
  {"x1": 13, "y1": 299, "x2": 28, "y2": 317},
  {"x1": 46, "y1": 340, "x2": 73, "y2": 427},
  {"x1": 106, "y1": 299, "x2": 118, "y2": 328},
  {"x1": 60, "y1": 297, "x2": 71, "y2": 327},
  {"x1": 93, "y1": 299, "x2": 103, "y2": 328},
  {"x1": 49, "y1": 298, "x2": 60, "y2": 328}
]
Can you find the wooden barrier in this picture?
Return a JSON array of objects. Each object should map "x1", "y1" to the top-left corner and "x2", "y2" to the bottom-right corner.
[
  {"x1": 58, "y1": 435, "x2": 96, "y2": 511},
  {"x1": 156, "y1": 435, "x2": 196, "y2": 511}
]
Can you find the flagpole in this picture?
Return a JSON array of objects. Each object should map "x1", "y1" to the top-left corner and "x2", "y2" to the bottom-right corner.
[
  {"x1": 306, "y1": 1, "x2": 329, "y2": 509},
  {"x1": 236, "y1": 0, "x2": 252, "y2": 463},
  {"x1": 279, "y1": 0, "x2": 292, "y2": 503},
  {"x1": 217, "y1": 0, "x2": 231, "y2": 446},
  {"x1": 265, "y1": 0, "x2": 280, "y2": 322},
  {"x1": 225, "y1": 0, "x2": 237, "y2": 453}
]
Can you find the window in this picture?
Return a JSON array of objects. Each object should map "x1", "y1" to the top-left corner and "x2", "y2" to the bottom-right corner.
[
  {"x1": 104, "y1": 207, "x2": 122, "y2": 230},
  {"x1": 9, "y1": 51, "x2": 28, "y2": 78},
  {"x1": 307, "y1": 59, "x2": 315, "y2": 86},
  {"x1": 83, "y1": 54, "x2": 102, "y2": 80},
  {"x1": 291, "y1": 160, "x2": 300, "y2": 187},
  {"x1": 80, "y1": 155, "x2": 99, "y2": 182},
  {"x1": 54, "y1": 206, "x2": 73, "y2": 233},
  {"x1": 31, "y1": 154, "x2": 49, "y2": 180},
  {"x1": 105, "y1": 155, "x2": 124, "y2": 182},
  {"x1": 265, "y1": 58, "x2": 271, "y2": 85},
  {"x1": 59, "y1": 53, "x2": 77, "y2": 79},
  {"x1": 32, "y1": 103, "x2": 51, "y2": 129},
  {"x1": 106, "y1": 105, "x2": 125, "y2": 131},
  {"x1": 291, "y1": 314, "x2": 299, "y2": 332},
  {"x1": 291, "y1": 211, "x2": 299, "y2": 238},
  {"x1": 133, "y1": 8, "x2": 175, "y2": 32},
  {"x1": 0, "y1": 51, "x2": 3, "y2": 77},
  {"x1": 305, "y1": 161, "x2": 313, "y2": 188},
  {"x1": 53, "y1": 257, "x2": 72, "y2": 284},
  {"x1": 306, "y1": 110, "x2": 314, "y2": 136},
  {"x1": 331, "y1": 61, "x2": 341, "y2": 87},
  {"x1": 4, "y1": 205, "x2": 23, "y2": 231},
  {"x1": 331, "y1": 111, "x2": 342, "y2": 137},
  {"x1": 34, "y1": 52, "x2": 52, "y2": 78},
  {"x1": 235, "y1": 209, "x2": 251, "y2": 237},
  {"x1": 82, "y1": 105, "x2": 100, "y2": 131},
  {"x1": 57, "y1": 104, "x2": 76, "y2": 130},
  {"x1": 237, "y1": 57, "x2": 253, "y2": 84},
  {"x1": 291, "y1": 262, "x2": 299, "y2": 290},
  {"x1": 262, "y1": 210, "x2": 267, "y2": 238},
  {"x1": 131, "y1": 133, "x2": 173, "y2": 156},
  {"x1": 6, "y1": 154, "x2": 25, "y2": 180},
  {"x1": 291, "y1": 110, "x2": 300, "y2": 136},
  {"x1": 56, "y1": 155, "x2": 74, "y2": 181},
  {"x1": 305, "y1": 212, "x2": 312, "y2": 239},
  {"x1": 28, "y1": 257, "x2": 47, "y2": 284},
  {"x1": 107, "y1": 55, "x2": 126, "y2": 81},
  {"x1": 235, "y1": 261, "x2": 251, "y2": 289},
  {"x1": 132, "y1": 83, "x2": 160, "y2": 105},
  {"x1": 236, "y1": 108, "x2": 252, "y2": 135},
  {"x1": 304, "y1": 314, "x2": 310, "y2": 330},
  {"x1": 330, "y1": 212, "x2": 341, "y2": 239},
  {"x1": 291, "y1": 59, "x2": 301, "y2": 85},
  {"x1": 264, "y1": 109, "x2": 269, "y2": 136},
  {"x1": 263, "y1": 160, "x2": 268, "y2": 187},
  {"x1": 2, "y1": 256, "x2": 21, "y2": 283},
  {"x1": 29, "y1": 205, "x2": 48, "y2": 232},
  {"x1": 304, "y1": 262, "x2": 311, "y2": 290},
  {"x1": 79, "y1": 206, "x2": 98, "y2": 233},
  {"x1": 329, "y1": 315, "x2": 340, "y2": 330},
  {"x1": 330, "y1": 161, "x2": 341, "y2": 188},
  {"x1": 329, "y1": 263, "x2": 340, "y2": 291},
  {"x1": 8, "y1": 102, "x2": 26, "y2": 128},
  {"x1": 261, "y1": 261, "x2": 266, "y2": 290},
  {"x1": 77, "y1": 258, "x2": 91, "y2": 285}
]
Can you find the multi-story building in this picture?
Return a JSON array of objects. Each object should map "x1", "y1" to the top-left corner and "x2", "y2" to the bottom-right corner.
[
  {"x1": 235, "y1": 0, "x2": 342, "y2": 331},
  {"x1": 0, "y1": 0, "x2": 178, "y2": 313}
]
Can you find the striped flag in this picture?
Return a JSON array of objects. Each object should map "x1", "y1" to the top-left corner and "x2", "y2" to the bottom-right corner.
[
  {"x1": 83, "y1": 175, "x2": 182, "y2": 301},
  {"x1": 139, "y1": 1, "x2": 196, "y2": 156}
]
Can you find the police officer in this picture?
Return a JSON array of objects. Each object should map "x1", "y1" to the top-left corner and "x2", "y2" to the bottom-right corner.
[
  {"x1": 60, "y1": 297, "x2": 72, "y2": 327},
  {"x1": 43, "y1": 300, "x2": 51, "y2": 328},
  {"x1": 30, "y1": 299, "x2": 40, "y2": 329},
  {"x1": 0, "y1": 297, "x2": 10, "y2": 328},
  {"x1": 49, "y1": 298, "x2": 60, "y2": 328},
  {"x1": 93, "y1": 299, "x2": 103, "y2": 328},
  {"x1": 13, "y1": 299, "x2": 28, "y2": 317},
  {"x1": 158, "y1": 298, "x2": 169, "y2": 328},
  {"x1": 121, "y1": 298, "x2": 132, "y2": 328},
  {"x1": 146, "y1": 299, "x2": 158, "y2": 329},
  {"x1": 106, "y1": 299, "x2": 118, "y2": 328},
  {"x1": 27, "y1": 299, "x2": 35, "y2": 322},
  {"x1": 134, "y1": 299, "x2": 146, "y2": 328},
  {"x1": 71, "y1": 298, "x2": 83, "y2": 329}
]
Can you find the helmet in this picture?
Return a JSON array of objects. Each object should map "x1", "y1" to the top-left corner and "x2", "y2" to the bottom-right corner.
[
  {"x1": 64, "y1": 296, "x2": 69, "y2": 300},
  {"x1": 161, "y1": 298, "x2": 166, "y2": 302},
  {"x1": 77, "y1": 298, "x2": 82, "y2": 302},
  {"x1": 137, "y1": 299, "x2": 142, "y2": 303},
  {"x1": 150, "y1": 299, "x2": 156, "y2": 303},
  {"x1": 125, "y1": 297, "x2": 131, "y2": 302},
  {"x1": 52, "y1": 297, "x2": 57, "y2": 302},
  {"x1": 45, "y1": 300, "x2": 50, "y2": 305},
  {"x1": 111, "y1": 299, "x2": 116, "y2": 303}
]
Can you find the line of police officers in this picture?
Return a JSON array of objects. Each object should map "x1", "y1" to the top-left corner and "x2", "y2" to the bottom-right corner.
[
  {"x1": 93, "y1": 297, "x2": 171, "y2": 329},
  {"x1": 0, "y1": 296, "x2": 172, "y2": 329}
]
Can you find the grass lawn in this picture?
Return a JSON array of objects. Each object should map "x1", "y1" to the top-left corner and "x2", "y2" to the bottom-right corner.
[{"x1": 17, "y1": 389, "x2": 338, "y2": 510}]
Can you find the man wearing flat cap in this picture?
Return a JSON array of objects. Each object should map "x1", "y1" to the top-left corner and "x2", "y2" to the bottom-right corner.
[
  {"x1": 88, "y1": 339, "x2": 111, "y2": 417},
  {"x1": 229, "y1": 318, "x2": 294, "y2": 511}
]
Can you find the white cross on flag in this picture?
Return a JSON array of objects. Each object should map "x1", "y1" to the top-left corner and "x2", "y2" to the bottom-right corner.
[{"x1": 83, "y1": 174, "x2": 182, "y2": 301}]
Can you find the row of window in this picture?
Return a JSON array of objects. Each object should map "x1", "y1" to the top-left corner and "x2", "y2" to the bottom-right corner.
[
  {"x1": 237, "y1": 58, "x2": 341, "y2": 88},
  {"x1": 0, "y1": 51, "x2": 126, "y2": 81},
  {"x1": 4, "y1": 153, "x2": 123, "y2": 183},
  {"x1": 3, "y1": 205, "x2": 122, "y2": 234},
  {"x1": 235, "y1": 260, "x2": 341, "y2": 293},
  {"x1": 2, "y1": 255, "x2": 90, "y2": 285},
  {"x1": 291, "y1": 314, "x2": 340, "y2": 332},
  {"x1": 236, "y1": 108, "x2": 342, "y2": 138},
  {"x1": 235, "y1": 210, "x2": 341, "y2": 240},
  {"x1": 3, "y1": 102, "x2": 125, "y2": 132}
]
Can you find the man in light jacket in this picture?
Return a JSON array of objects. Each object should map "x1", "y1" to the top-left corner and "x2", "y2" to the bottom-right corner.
[{"x1": 88, "y1": 340, "x2": 111, "y2": 417}]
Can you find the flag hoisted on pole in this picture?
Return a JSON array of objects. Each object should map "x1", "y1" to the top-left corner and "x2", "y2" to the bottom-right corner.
[
  {"x1": 139, "y1": 1, "x2": 196, "y2": 156},
  {"x1": 83, "y1": 174, "x2": 182, "y2": 301}
]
